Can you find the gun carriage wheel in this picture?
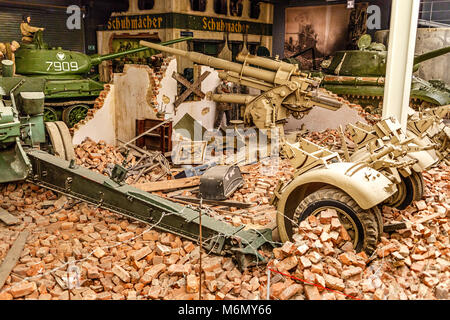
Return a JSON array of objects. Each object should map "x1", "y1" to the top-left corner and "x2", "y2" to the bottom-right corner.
[
  {"x1": 280, "y1": 187, "x2": 380, "y2": 255},
  {"x1": 44, "y1": 121, "x2": 75, "y2": 161},
  {"x1": 387, "y1": 171, "x2": 424, "y2": 210}
]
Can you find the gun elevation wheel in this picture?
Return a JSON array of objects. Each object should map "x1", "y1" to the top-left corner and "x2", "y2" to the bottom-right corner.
[{"x1": 288, "y1": 187, "x2": 379, "y2": 255}]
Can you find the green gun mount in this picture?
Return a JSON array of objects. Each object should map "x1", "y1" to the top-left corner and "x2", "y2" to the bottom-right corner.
[
  {"x1": 0, "y1": 70, "x2": 274, "y2": 270},
  {"x1": 12, "y1": 31, "x2": 192, "y2": 127}
]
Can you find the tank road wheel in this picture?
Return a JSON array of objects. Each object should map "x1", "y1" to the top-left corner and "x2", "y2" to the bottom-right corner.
[
  {"x1": 292, "y1": 188, "x2": 379, "y2": 255},
  {"x1": 45, "y1": 121, "x2": 75, "y2": 161},
  {"x1": 62, "y1": 104, "x2": 90, "y2": 128},
  {"x1": 43, "y1": 107, "x2": 59, "y2": 122}
]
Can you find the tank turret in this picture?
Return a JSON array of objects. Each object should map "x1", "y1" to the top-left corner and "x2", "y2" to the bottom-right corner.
[
  {"x1": 8, "y1": 32, "x2": 192, "y2": 127},
  {"x1": 315, "y1": 35, "x2": 450, "y2": 112},
  {"x1": 15, "y1": 36, "x2": 192, "y2": 76}
]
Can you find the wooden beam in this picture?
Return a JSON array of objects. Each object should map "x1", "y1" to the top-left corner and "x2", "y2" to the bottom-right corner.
[
  {"x1": 383, "y1": 222, "x2": 407, "y2": 233},
  {"x1": 172, "y1": 72, "x2": 205, "y2": 98},
  {"x1": 413, "y1": 212, "x2": 444, "y2": 225},
  {"x1": 172, "y1": 71, "x2": 211, "y2": 107},
  {"x1": 133, "y1": 177, "x2": 200, "y2": 192},
  {"x1": 172, "y1": 196, "x2": 252, "y2": 209},
  {"x1": 0, "y1": 231, "x2": 29, "y2": 290},
  {"x1": 0, "y1": 208, "x2": 20, "y2": 226}
]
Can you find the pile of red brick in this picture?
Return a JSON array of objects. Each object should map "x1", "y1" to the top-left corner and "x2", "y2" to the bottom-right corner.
[
  {"x1": 0, "y1": 182, "x2": 266, "y2": 300},
  {"x1": 74, "y1": 138, "x2": 166, "y2": 185},
  {"x1": 269, "y1": 209, "x2": 370, "y2": 300},
  {"x1": 0, "y1": 140, "x2": 448, "y2": 300},
  {"x1": 268, "y1": 164, "x2": 449, "y2": 300}
]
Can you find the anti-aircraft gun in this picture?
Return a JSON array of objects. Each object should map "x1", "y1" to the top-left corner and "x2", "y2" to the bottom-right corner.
[
  {"x1": 139, "y1": 40, "x2": 343, "y2": 135},
  {"x1": 8, "y1": 31, "x2": 192, "y2": 127},
  {"x1": 0, "y1": 63, "x2": 274, "y2": 270},
  {"x1": 139, "y1": 40, "x2": 443, "y2": 255}
]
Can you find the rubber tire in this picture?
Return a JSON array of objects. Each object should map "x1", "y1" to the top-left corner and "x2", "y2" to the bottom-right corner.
[
  {"x1": 410, "y1": 171, "x2": 424, "y2": 202},
  {"x1": 395, "y1": 172, "x2": 424, "y2": 210},
  {"x1": 294, "y1": 187, "x2": 379, "y2": 256}
]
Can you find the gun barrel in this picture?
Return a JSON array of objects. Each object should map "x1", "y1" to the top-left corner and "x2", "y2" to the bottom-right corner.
[
  {"x1": 236, "y1": 52, "x2": 299, "y2": 75},
  {"x1": 90, "y1": 37, "x2": 193, "y2": 65},
  {"x1": 309, "y1": 92, "x2": 342, "y2": 110},
  {"x1": 210, "y1": 93, "x2": 256, "y2": 105},
  {"x1": 140, "y1": 40, "x2": 279, "y2": 84},
  {"x1": 413, "y1": 46, "x2": 450, "y2": 66}
]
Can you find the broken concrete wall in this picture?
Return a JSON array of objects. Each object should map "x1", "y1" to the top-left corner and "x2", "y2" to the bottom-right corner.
[
  {"x1": 285, "y1": 104, "x2": 367, "y2": 132},
  {"x1": 173, "y1": 66, "x2": 221, "y2": 135},
  {"x1": 72, "y1": 85, "x2": 116, "y2": 145},
  {"x1": 113, "y1": 64, "x2": 162, "y2": 145},
  {"x1": 77, "y1": 58, "x2": 221, "y2": 147}
]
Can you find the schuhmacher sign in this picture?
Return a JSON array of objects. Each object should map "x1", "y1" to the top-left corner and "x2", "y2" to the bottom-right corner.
[{"x1": 106, "y1": 13, "x2": 272, "y2": 36}]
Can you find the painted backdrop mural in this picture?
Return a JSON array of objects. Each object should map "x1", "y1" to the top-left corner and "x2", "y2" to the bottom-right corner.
[{"x1": 284, "y1": 4, "x2": 352, "y2": 69}]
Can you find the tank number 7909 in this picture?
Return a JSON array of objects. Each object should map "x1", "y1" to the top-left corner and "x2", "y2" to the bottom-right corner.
[{"x1": 46, "y1": 61, "x2": 79, "y2": 72}]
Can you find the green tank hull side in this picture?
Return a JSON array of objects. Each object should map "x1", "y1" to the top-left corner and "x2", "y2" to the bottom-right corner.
[{"x1": 43, "y1": 78, "x2": 105, "y2": 100}]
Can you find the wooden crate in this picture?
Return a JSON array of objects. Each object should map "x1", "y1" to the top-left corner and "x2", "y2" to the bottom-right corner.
[{"x1": 136, "y1": 119, "x2": 172, "y2": 153}]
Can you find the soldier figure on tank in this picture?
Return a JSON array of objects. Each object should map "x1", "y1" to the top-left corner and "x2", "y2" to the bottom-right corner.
[
  {"x1": 0, "y1": 41, "x2": 20, "y2": 75},
  {"x1": 20, "y1": 15, "x2": 45, "y2": 44}
]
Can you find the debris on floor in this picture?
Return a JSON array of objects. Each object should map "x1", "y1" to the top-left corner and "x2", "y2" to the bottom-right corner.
[{"x1": 0, "y1": 130, "x2": 448, "y2": 301}]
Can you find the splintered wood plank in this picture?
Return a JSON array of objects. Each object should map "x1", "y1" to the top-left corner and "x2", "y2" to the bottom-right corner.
[
  {"x1": 133, "y1": 177, "x2": 200, "y2": 192},
  {"x1": 0, "y1": 208, "x2": 20, "y2": 226},
  {"x1": 0, "y1": 231, "x2": 29, "y2": 290}
]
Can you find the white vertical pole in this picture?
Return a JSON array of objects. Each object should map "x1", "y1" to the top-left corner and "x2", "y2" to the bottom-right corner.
[{"x1": 382, "y1": 0, "x2": 420, "y2": 131}]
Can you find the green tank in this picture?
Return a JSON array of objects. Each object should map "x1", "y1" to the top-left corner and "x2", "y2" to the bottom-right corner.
[
  {"x1": 12, "y1": 31, "x2": 192, "y2": 127},
  {"x1": 290, "y1": 35, "x2": 450, "y2": 113}
]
